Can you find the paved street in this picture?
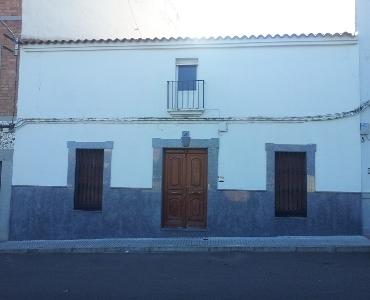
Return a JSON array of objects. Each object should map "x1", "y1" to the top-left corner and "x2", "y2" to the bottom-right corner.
[{"x1": 1, "y1": 252, "x2": 370, "y2": 300}]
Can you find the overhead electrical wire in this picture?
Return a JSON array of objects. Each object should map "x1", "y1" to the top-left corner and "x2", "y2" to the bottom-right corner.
[{"x1": 12, "y1": 99, "x2": 370, "y2": 129}]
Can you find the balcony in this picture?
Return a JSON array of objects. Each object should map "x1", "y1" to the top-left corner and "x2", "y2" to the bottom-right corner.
[{"x1": 167, "y1": 80, "x2": 204, "y2": 116}]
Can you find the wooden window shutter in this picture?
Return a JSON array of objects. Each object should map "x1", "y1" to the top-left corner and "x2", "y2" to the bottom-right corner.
[
  {"x1": 74, "y1": 149, "x2": 104, "y2": 210},
  {"x1": 275, "y1": 152, "x2": 307, "y2": 217}
]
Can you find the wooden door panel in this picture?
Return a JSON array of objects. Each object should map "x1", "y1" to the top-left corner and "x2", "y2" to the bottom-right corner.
[
  {"x1": 187, "y1": 153, "x2": 206, "y2": 190},
  {"x1": 190, "y1": 157, "x2": 202, "y2": 187},
  {"x1": 167, "y1": 154, "x2": 185, "y2": 189},
  {"x1": 163, "y1": 151, "x2": 186, "y2": 227},
  {"x1": 186, "y1": 151, "x2": 207, "y2": 227},
  {"x1": 186, "y1": 193, "x2": 205, "y2": 227},
  {"x1": 165, "y1": 192, "x2": 186, "y2": 227},
  {"x1": 163, "y1": 149, "x2": 207, "y2": 228}
]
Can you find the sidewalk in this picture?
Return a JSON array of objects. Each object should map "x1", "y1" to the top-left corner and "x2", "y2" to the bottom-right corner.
[{"x1": 1, "y1": 236, "x2": 370, "y2": 253}]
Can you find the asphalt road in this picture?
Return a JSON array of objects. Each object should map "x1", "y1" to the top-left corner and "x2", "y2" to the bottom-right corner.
[{"x1": 0, "y1": 252, "x2": 369, "y2": 300}]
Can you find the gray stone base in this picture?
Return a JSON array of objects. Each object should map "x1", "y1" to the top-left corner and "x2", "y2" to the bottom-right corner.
[
  {"x1": 362, "y1": 194, "x2": 370, "y2": 236},
  {"x1": 9, "y1": 186, "x2": 362, "y2": 240}
]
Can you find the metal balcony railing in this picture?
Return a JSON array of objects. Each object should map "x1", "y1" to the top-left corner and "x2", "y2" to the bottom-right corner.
[{"x1": 167, "y1": 80, "x2": 204, "y2": 111}]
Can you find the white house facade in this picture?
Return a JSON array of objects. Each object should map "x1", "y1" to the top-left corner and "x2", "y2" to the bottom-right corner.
[
  {"x1": 7, "y1": 32, "x2": 364, "y2": 239},
  {"x1": 3, "y1": 0, "x2": 370, "y2": 240}
]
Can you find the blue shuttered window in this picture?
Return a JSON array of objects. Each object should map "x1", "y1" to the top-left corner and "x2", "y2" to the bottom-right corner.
[{"x1": 177, "y1": 65, "x2": 197, "y2": 91}]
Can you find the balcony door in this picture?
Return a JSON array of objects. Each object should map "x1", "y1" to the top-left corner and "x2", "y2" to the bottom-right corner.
[
  {"x1": 163, "y1": 149, "x2": 207, "y2": 228},
  {"x1": 177, "y1": 65, "x2": 197, "y2": 92}
]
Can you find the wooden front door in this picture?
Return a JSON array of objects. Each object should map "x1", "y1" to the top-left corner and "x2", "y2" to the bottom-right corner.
[{"x1": 163, "y1": 149, "x2": 207, "y2": 228}]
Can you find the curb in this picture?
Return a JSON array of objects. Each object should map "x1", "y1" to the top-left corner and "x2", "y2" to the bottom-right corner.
[{"x1": 1, "y1": 245, "x2": 370, "y2": 254}]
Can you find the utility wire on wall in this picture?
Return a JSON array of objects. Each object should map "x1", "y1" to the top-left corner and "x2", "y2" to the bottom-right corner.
[{"x1": 14, "y1": 99, "x2": 370, "y2": 129}]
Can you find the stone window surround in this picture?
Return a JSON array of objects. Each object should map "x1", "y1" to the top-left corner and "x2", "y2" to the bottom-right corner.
[
  {"x1": 67, "y1": 141, "x2": 113, "y2": 211},
  {"x1": 152, "y1": 138, "x2": 219, "y2": 194},
  {"x1": 265, "y1": 143, "x2": 316, "y2": 194}
]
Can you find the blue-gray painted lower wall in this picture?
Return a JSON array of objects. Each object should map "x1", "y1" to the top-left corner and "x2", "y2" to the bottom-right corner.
[{"x1": 9, "y1": 186, "x2": 362, "y2": 240}]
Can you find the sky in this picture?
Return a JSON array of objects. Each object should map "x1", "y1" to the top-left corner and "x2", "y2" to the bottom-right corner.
[
  {"x1": 172, "y1": 0, "x2": 355, "y2": 37},
  {"x1": 23, "y1": 0, "x2": 355, "y2": 39}
]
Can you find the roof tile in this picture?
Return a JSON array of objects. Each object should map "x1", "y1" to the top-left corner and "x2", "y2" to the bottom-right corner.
[{"x1": 21, "y1": 32, "x2": 356, "y2": 45}]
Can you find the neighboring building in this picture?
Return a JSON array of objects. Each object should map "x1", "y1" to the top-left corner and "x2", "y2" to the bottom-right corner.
[
  {"x1": 359, "y1": 0, "x2": 370, "y2": 236},
  {"x1": 0, "y1": 0, "x2": 21, "y2": 241},
  {"x1": 5, "y1": 0, "x2": 370, "y2": 240}
]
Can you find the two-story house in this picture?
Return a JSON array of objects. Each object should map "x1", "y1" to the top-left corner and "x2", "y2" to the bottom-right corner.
[{"x1": 5, "y1": 0, "x2": 370, "y2": 240}]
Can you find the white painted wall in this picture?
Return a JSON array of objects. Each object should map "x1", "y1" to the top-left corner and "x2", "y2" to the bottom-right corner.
[
  {"x1": 12, "y1": 119, "x2": 361, "y2": 192},
  {"x1": 14, "y1": 36, "x2": 362, "y2": 192},
  {"x1": 17, "y1": 41, "x2": 359, "y2": 119}
]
